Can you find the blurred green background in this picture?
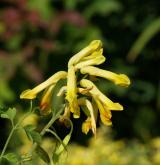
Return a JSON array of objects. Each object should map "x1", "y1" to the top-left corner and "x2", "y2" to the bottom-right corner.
[{"x1": 0, "y1": 0, "x2": 160, "y2": 164}]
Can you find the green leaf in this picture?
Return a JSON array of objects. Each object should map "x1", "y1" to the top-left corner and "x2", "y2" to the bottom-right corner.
[
  {"x1": 51, "y1": 79, "x2": 66, "y2": 115},
  {"x1": 35, "y1": 145, "x2": 50, "y2": 164},
  {"x1": 6, "y1": 35, "x2": 23, "y2": 51},
  {"x1": 84, "y1": 0, "x2": 122, "y2": 18},
  {"x1": 24, "y1": 125, "x2": 42, "y2": 144},
  {"x1": 28, "y1": 0, "x2": 53, "y2": 20},
  {"x1": 127, "y1": 17, "x2": 160, "y2": 62},
  {"x1": 3, "y1": 153, "x2": 18, "y2": 165},
  {"x1": 52, "y1": 119, "x2": 73, "y2": 163},
  {"x1": 64, "y1": 0, "x2": 77, "y2": 10},
  {"x1": 46, "y1": 129, "x2": 67, "y2": 152},
  {"x1": 0, "y1": 157, "x2": 10, "y2": 165},
  {"x1": 0, "y1": 108, "x2": 16, "y2": 121},
  {"x1": 24, "y1": 125, "x2": 36, "y2": 132},
  {"x1": 30, "y1": 131, "x2": 42, "y2": 144},
  {"x1": 0, "y1": 81, "x2": 14, "y2": 103},
  {"x1": 81, "y1": 105, "x2": 90, "y2": 117}
]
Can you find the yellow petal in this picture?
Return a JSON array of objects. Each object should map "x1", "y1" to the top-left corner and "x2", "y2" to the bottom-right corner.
[
  {"x1": 66, "y1": 66, "x2": 80, "y2": 118},
  {"x1": 68, "y1": 40, "x2": 102, "y2": 67},
  {"x1": 81, "y1": 66, "x2": 131, "y2": 87},
  {"x1": 78, "y1": 98, "x2": 97, "y2": 135},
  {"x1": 95, "y1": 99, "x2": 112, "y2": 126},
  {"x1": 81, "y1": 48, "x2": 103, "y2": 61},
  {"x1": 20, "y1": 89, "x2": 36, "y2": 99},
  {"x1": 80, "y1": 79, "x2": 123, "y2": 111},
  {"x1": 100, "y1": 113, "x2": 112, "y2": 126},
  {"x1": 40, "y1": 84, "x2": 55, "y2": 115},
  {"x1": 75, "y1": 55, "x2": 105, "y2": 69},
  {"x1": 20, "y1": 71, "x2": 67, "y2": 99},
  {"x1": 82, "y1": 118, "x2": 92, "y2": 134},
  {"x1": 78, "y1": 87, "x2": 93, "y2": 95}
]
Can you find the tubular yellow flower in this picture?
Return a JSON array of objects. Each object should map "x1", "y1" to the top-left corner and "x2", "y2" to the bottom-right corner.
[
  {"x1": 19, "y1": 39, "x2": 131, "y2": 137},
  {"x1": 20, "y1": 71, "x2": 67, "y2": 99},
  {"x1": 40, "y1": 84, "x2": 55, "y2": 115},
  {"x1": 80, "y1": 79, "x2": 123, "y2": 111},
  {"x1": 68, "y1": 40, "x2": 102, "y2": 67},
  {"x1": 78, "y1": 98, "x2": 97, "y2": 135},
  {"x1": 66, "y1": 66, "x2": 80, "y2": 118},
  {"x1": 81, "y1": 66, "x2": 130, "y2": 87}
]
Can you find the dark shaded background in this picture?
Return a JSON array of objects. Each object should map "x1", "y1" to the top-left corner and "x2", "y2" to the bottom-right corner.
[{"x1": 0, "y1": 0, "x2": 160, "y2": 148}]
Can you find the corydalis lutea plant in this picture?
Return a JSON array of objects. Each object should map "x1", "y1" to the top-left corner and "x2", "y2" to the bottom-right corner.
[
  {"x1": 20, "y1": 40, "x2": 130, "y2": 135},
  {"x1": 0, "y1": 40, "x2": 130, "y2": 165}
]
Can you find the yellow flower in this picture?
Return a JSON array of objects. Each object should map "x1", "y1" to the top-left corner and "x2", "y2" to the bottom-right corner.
[
  {"x1": 20, "y1": 39, "x2": 131, "y2": 137},
  {"x1": 81, "y1": 66, "x2": 130, "y2": 87},
  {"x1": 68, "y1": 40, "x2": 102, "y2": 67},
  {"x1": 66, "y1": 66, "x2": 80, "y2": 118},
  {"x1": 80, "y1": 79, "x2": 123, "y2": 111},
  {"x1": 78, "y1": 98, "x2": 97, "y2": 135},
  {"x1": 20, "y1": 71, "x2": 67, "y2": 99},
  {"x1": 40, "y1": 85, "x2": 55, "y2": 115},
  {"x1": 80, "y1": 79, "x2": 123, "y2": 125}
]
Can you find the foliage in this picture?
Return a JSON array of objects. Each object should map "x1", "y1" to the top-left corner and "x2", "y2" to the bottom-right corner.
[{"x1": 65, "y1": 127, "x2": 160, "y2": 165}]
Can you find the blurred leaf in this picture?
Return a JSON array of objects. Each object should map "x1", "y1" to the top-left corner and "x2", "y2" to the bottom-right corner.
[
  {"x1": 157, "y1": 81, "x2": 160, "y2": 110},
  {"x1": 24, "y1": 125, "x2": 42, "y2": 144},
  {"x1": 3, "y1": 153, "x2": 18, "y2": 165},
  {"x1": 6, "y1": 35, "x2": 23, "y2": 51},
  {"x1": 133, "y1": 107, "x2": 155, "y2": 140},
  {"x1": 0, "y1": 22, "x2": 5, "y2": 34},
  {"x1": 28, "y1": 0, "x2": 53, "y2": 20},
  {"x1": 64, "y1": 0, "x2": 77, "y2": 10},
  {"x1": 97, "y1": 80, "x2": 128, "y2": 97},
  {"x1": 35, "y1": 145, "x2": 50, "y2": 164},
  {"x1": 73, "y1": 26, "x2": 102, "y2": 52},
  {"x1": 0, "y1": 108, "x2": 16, "y2": 121},
  {"x1": 0, "y1": 80, "x2": 14, "y2": 106},
  {"x1": 84, "y1": 0, "x2": 122, "y2": 18},
  {"x1": 112, "y1": 59, "x2": 137, "y2": 76},
  {"x1": 129, "y1": 80, "x2": 155, "y2": 103},
  {"x1": 127, "y1": 17, "x2": 160, "y2": 62}
]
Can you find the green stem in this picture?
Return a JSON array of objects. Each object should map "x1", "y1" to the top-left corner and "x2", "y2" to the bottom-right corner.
[
  {"x1": 29, "y1": 114, "x2": 59, "y2": 155},
  {"x1": 25, "y1": 105, "x2": 65, "y2": 162},
  {"x1": 40, "y1": 115, "x2": 58, "y2": 136},
  {"x1": 0, "y1": 112, "x2": 32, "y2": 158},
  {"x1": 0, "y1": 127, "x2": 16, "y2": 157},
  {"x1": 0, "y1": 101, "x2": 33, "y2": 158}
]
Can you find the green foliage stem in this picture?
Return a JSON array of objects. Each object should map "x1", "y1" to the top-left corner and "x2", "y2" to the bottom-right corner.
[
  {"x1": 127, "y1": 17, "x2": 160, "y2": 62},
  {"x1": 27, "y1": 105, "x2": 65, "y2": 163},
  {"x1": 0, "y1": 101, "x2": 33, "y2": 158}
]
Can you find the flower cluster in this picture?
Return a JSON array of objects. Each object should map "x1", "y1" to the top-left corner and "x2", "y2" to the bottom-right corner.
[{"x1": 20, "y1": 40, "x2": 130, "y2": 135}]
